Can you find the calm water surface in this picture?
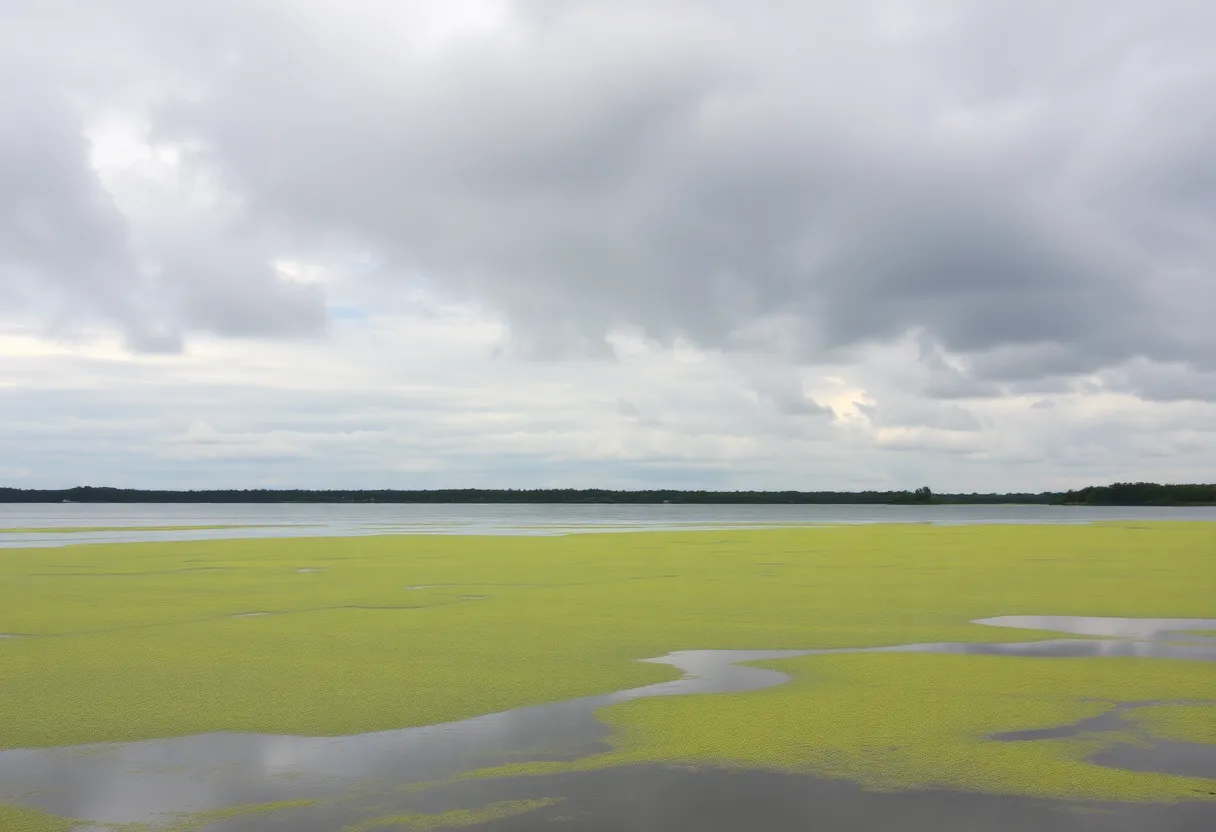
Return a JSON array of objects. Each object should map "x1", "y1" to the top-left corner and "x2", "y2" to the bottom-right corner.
[
  {"x1": 2, "y1": 502, "x2": 1215, "y2": 548},
  {"x1": 2, "y1": 617, "x2": 1215, "y2": 830}
]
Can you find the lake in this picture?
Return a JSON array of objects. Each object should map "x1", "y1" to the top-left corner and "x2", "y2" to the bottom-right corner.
[
  {"x1": 2, "y1": 502, "x2": 1215, "y2": 548},
  {"x1": 2, "y1": 509, "x2": 1214, "y2": 830}
]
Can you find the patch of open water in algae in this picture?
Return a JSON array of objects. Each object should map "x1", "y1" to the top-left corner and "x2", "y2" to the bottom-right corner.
[{"x1": 2, "y1": 617, "x2": 1215, "y2": 830}]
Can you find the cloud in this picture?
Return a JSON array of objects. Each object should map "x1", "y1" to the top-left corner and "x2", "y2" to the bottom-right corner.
[
  {"x1": 856, "y1": 399, "x2": 984, "y2": 433},
  {"x1": 2, "y1": 1, "x2": 1215, "y2": 489},
  {"x1": 115, "y1": 1, "x2": 1216, "y2": 368},
  {"x1": 3, "y1": 2, "x2": 1208, "y2": 361},
  {"x1": 1097, "y1": 359, "x2": 1216, "y2": 403}
]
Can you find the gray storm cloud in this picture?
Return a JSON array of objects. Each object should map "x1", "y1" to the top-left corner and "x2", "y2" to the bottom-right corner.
[{"x1": 1, "y1": 0, "x2": 1214, "y2": 389}]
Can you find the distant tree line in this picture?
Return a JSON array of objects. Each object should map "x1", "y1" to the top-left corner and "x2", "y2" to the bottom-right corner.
[
  {"x1": 0, "y1": 482, "x2": 1207, "y2": 505},
  {"x1": 1, "y1": 486, "x2": 952, "y2": 504},
  {"x1": 1056, "y1": 482, "x2": 1216, "y2": 506}
]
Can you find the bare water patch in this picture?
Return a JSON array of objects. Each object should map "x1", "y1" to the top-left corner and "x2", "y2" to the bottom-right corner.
[
  {"x1": 314, "y1": 765, "x2": 1216, "y2": 832},
  {"x1": 989, "y1": 696, "x2": 1216, "y2": 780},
  {"x1": 2, "y1": 616, "x2": 1215, "y2": 828},
  {"x1": 0, "y1": 649, "x2": 809, "y2": 827},
  {"x1": 5, "y1": 503, "x2": 1216, "y2": 548},
  {"x1": 1093, "y1": 741, "x2": 1216, "y2": 780},
  {"x1": 977, "y1": 616, "x2": 1216, "y2": 642},
  {"x1": 820, "y1": 639, "x2": 1216, "y2": 661}
]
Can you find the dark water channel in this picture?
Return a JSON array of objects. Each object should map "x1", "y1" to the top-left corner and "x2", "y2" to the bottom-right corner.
[{"x1": 1, "y1": 617, "x2": 1215, "y2": 830}]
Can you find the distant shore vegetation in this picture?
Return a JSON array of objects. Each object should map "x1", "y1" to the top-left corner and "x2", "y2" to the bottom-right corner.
[{"x1": 0, "y1": 482, "x2": 1213, "y2": 506}]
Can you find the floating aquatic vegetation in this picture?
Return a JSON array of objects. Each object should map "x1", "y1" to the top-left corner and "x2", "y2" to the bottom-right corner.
[{"x1": 0, "y1": 522, "x2": 1212, "y2": 807}]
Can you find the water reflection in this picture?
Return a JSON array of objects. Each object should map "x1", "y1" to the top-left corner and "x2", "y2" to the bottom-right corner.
[
  {"x1": 1, "y1": 617, "x2": 1215, "y2": 828},
  {"x1": 977, "y1": 616, "x2": 1216, "y2": 642},
  {"x1": 0, "y1": 649, "x2": 822, "y2": 825},
  {"x1": 195, "y1": 764, "x2": 1216, "y2": 832},
  {"x1": 4, "y1": 503, "x2": 1216, "y2": 548},
  {"x1": 840, "y1": 638, "x2": 1216, "y2": 661},
  {"x1": 1093, "y1": 741, "x2": 1216, "y2": 780}
]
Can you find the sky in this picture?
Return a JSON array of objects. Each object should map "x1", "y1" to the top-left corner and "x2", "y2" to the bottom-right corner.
[{"x1": 2, "y1": 0, "x2": 1215, "y2": 492}]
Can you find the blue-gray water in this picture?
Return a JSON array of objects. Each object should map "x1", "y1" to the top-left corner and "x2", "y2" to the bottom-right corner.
[{"x1": 2, "y1": 502, "x2": 1215, "y2": 548}]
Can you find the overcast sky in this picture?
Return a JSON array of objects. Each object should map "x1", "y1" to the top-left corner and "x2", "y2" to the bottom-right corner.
[{"x1": 2, "y1": 0, "x2": 1214, "y2": 491}]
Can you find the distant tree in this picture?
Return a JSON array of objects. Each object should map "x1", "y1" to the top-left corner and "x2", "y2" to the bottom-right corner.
[
  {"x1": 1, "y1": 482, "x2": 1209, "y2": 505},
  {"x1": 1059, "y1": 482, "x2": 1216, "y2": 506}
]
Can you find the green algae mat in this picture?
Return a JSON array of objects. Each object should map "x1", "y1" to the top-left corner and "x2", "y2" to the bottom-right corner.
[{"x1": 1, "y1": 521, "x2": 1214, "y2": 822}]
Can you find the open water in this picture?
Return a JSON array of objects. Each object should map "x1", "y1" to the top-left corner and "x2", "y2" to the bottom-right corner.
[{"x1": 2, "y1": 502, "x2": 1215, "y2": 548}]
